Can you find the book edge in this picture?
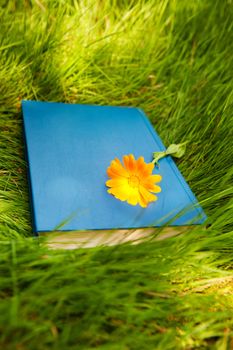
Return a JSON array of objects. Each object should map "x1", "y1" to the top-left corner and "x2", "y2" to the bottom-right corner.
[
  {"x1": 40, "y1": 226, "x2": 193, "y2": 250},
  {"x1": 21, "y1": 102, "x2": 39, "y2": 234}
]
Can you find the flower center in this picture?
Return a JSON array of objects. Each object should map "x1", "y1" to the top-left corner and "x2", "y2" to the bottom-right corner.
[{"x1": 128, "y1": 175, "x2": 140, "y2": 188}]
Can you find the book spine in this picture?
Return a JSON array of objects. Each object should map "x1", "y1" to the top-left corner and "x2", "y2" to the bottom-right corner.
[{"x1": 137, "y1": 108, "x2": 206, "y2": 222}]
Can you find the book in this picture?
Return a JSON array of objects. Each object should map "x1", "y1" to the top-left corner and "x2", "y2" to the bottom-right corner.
[{"x1": 22, "y1": 100, "x2": 206, "y2": 248}]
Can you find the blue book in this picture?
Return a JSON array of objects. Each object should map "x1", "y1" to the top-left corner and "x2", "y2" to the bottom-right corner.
[{"x1": 22, "y1": 100, "x2": 206, "y2": 247}]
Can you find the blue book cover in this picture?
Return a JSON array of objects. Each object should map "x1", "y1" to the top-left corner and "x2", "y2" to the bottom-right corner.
[{"x1": 22, "y1": 100, "x2": 206, "y2": 234}]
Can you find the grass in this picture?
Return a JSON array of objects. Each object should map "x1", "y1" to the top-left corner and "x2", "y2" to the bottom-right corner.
[{"x1": 0, "y1": 0, "x2": 233, "y2": 348}]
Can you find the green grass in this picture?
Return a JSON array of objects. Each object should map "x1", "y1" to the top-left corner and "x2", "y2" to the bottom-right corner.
[{"x1": 0, "y1": 0, "x2": 233, "y2": 348}]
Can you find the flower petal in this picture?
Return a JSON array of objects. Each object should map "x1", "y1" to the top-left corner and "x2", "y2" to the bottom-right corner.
[
  {"x1": 106, "y1": 178, "x2": 128, "y2": 188},
  {"x1": 107, "y1": 158, "x2": 129, "y2": 178},
  {"x1": 137, "y1": 161, "x2": 154, "y2": 177},
  {"x1": 107, "y1": 189, "x2": 127, "y2": 201},
  {"x1": 107, "y1": 185, "x2": 132, "y2": 202},
  {"x1": 149, "y1": 174, "x2": 162, "y2": 183},
  {"x1": 136, "y1": 156, "x2": 145, "y2": 174},
  {"x1": 139, "y1": 185, "x2": 157, "y2": 204},
  {"x1": 138, "y1": 195, "x2": 148, "y2": 208},
  {"x1": 141, "y1": 180, "x2": 161, "y2": 193},
  {"x1": 127, "y1": 188, "x2": 139, "y2": 206},
  {"x1": 123, "y1": 154, "x2": 136, "y2": 173}
]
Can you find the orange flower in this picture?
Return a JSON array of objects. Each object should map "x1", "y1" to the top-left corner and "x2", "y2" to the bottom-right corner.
[{"x1": 106, "y1": 154, "x2": 162, "y2": 208}]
